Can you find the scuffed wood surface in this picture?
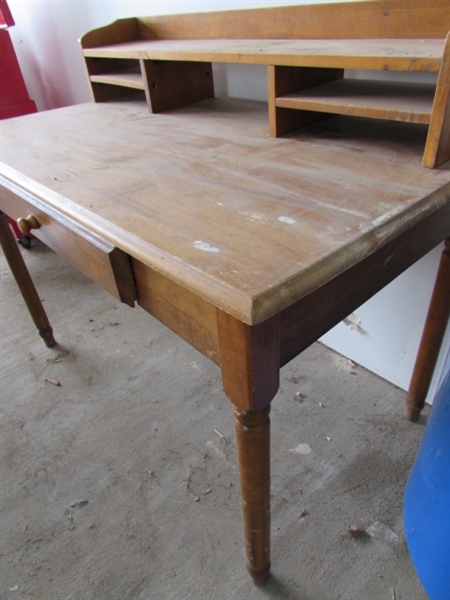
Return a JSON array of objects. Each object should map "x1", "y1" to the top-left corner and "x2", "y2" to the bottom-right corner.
[
  {"x1": 1, "y1": 98, "x2": 449, "y2": 324},
  {"x1": 83, "y1": 38, "x2": 446, "y2": 72}
]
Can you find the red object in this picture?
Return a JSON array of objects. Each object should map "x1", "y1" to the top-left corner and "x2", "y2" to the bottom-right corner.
[
  {"x1": 0, "y1": 0, "x2": 37, "y2": 121},
  {"x1": 0, "y1": 0, "x2": 14, "y2": 27},
  {"x1": 0, "y1": 0, "x2": 37, "y2": 243},
  {"x1": 0, "y1": 29, "x2": 37, "y2": 119}
]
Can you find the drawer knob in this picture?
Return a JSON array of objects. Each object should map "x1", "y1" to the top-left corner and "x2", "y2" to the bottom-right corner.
[{"x1": 17, "y1": 215, "x2": 40, "y2": 235}]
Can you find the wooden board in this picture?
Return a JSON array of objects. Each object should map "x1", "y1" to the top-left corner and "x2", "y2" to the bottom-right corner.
[
  {"x1": 276, "y1": 79, "x2": 436, "y2": 124},
  {"x1": 424, "y1": 33, "x2": 450, "y2": 167},
  {"x1": 82, "y1": 38, "x2": 445, "y2": 72},
  {"x1": 90, "y1": 69, "x2": 145, "y2": 90},
  {"x1": 1, "y1": 98, "x2": 449, "y2": 325},
  {"x1": 79, "y1": 0, "x2": 449, "y2": 44},
  {"x1": 135, "y1": 0, "x2": 450, "y2": 41}
]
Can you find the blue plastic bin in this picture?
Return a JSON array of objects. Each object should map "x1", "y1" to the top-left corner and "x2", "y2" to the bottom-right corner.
[{"x1": 404, "y1": 368, "x2": 450, "y2": 600}]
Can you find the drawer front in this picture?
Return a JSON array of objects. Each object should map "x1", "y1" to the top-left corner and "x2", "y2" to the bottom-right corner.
[{"x1": 1, "y1": 182, "x2": 136, "y2": 307}]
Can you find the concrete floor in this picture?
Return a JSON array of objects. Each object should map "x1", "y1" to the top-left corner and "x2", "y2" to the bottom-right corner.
[{"x1": 1, "y1": 239, "x2": 429, "y2": 600}]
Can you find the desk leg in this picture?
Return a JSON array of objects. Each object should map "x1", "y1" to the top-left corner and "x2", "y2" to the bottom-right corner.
[
  {"x1": 0, "y1": 211, "x2": 56, "y2": 347},
  {"x1": 217, "y1": 310, "x2": 280, "y2": 584},
  {"x1": 406, "y1": 238, "x2": 450, "y2": 421},
  {"x1": 234, "y1": 406, "x2": 271, "y2": 584}
]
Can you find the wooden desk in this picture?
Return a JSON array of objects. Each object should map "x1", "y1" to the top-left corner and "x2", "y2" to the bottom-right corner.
[{"x1": 1, "y1": 97, "x2": 449, "y2": 584}]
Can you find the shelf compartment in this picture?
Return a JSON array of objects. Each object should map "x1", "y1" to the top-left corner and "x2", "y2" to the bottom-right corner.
[
  {"x1": 275, "y1": 79, "x2": 436, "y2": 124},
  {"x1": 90, "y1": 68, "x2": 145, "y2": 90}
]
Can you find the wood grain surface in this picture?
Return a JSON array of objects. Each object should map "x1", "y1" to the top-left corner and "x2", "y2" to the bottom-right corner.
[
  {"x1": 276, "y1": 79, "x2": 436, "y2": 124},
  {"x1": 80, "y1": 1, "x2": 450, "y2": 46},
  {"x1": 1, "y1": 98, "x2": 449, "y2": 324},
  {"x1": 83, "y1": 38, "x2": 446, "y2": 72}
]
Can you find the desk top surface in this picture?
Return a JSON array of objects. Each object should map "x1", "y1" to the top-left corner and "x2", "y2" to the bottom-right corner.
[{"x1": 1, "y1": 98, "x2": 449, "y2": 324}]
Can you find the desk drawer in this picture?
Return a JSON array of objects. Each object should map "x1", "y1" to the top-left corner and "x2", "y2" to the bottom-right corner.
[{"x1": 1, "y1": 184, "x2": 136, "y2": 307}]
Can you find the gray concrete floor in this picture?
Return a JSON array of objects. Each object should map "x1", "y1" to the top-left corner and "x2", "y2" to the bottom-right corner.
[{"x1": 1, "y1": 239, "x2": 429, "y2": 600}]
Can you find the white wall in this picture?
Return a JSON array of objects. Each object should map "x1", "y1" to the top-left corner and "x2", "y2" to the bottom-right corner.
[{"x1": 7, "y1": 0, "x2": 450, "y2": 402}]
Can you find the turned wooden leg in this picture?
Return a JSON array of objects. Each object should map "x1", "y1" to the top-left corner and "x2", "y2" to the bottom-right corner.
[
  {"x1": 234, "y1": 406, "x2": 271, "y2": 584},
  {"x1": 0, "y1": 211, "x2": 56, "y2": 347},
  {"x1": 406, "y1": 238, "x2": 450, "y2": 421},
  {"x1": 217, "y1": 309, "x2": 280, "y2": 584}
]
